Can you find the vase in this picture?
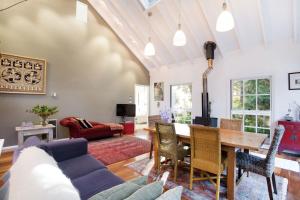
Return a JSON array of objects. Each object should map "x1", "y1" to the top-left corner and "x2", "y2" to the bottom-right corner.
[{"x1": 40, "y1": 116, "x2": 48, "y2": 126}]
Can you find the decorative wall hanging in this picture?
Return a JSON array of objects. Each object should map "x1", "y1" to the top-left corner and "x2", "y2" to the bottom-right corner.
[
  {"x1": 154, "y1": 82, "x2": 164, "y2": 101},
  {"x1": 288, "y1": 72, "x2": 300, "y2": 90},
  {"x1": 0, "y1": 53, "x2": 46, "y2": 94}
]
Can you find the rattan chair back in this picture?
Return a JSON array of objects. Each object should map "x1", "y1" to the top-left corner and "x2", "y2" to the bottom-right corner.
[
  {"x1": 220, "y1": 118, "x2": 242, "y2": 131},
  {"x1": 190, "y1": 125, "x2": 221, "y2": 174}
]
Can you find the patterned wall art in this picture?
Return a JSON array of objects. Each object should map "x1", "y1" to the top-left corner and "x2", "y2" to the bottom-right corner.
[{"x1": 0, "y1": 53, "x2": 46, "y2": 94}]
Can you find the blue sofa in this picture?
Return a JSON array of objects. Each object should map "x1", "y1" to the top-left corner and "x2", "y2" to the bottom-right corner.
[{"x1": 13, "y1": 137, "x2": 124, "y2": 200}]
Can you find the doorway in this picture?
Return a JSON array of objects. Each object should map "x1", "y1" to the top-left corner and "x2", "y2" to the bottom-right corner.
[{"x1": 135, "y1": 84, "x2": 149, "y2": 128}]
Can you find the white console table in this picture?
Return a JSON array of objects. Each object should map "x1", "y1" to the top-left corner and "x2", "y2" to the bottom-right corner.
[{"x1": 16, "y1": 124, "x2": 55, "y2": 146}]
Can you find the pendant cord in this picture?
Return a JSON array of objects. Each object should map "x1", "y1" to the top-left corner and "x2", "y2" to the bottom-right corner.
[
  {"x1": 147, "y1": 12, "x2": 152, "y2": 41},
  {"x1": 178, "y1": 0, "x2": 182, "y2": 25},
  {"x1": 0, "y1": 0, "x2": 28, "y2": 12}
]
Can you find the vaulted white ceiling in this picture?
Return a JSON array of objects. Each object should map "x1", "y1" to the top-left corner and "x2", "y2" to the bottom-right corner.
[{"x1": 88, "y1": 0, "x2": 300, "y2": 70}]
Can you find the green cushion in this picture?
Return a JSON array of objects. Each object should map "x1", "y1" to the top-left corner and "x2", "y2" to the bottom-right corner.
[
  {"x1": 124, "y1": 181, "x2": 164, "y2": 200},
  {"x1": 88, "y1": 182, "x2": 141, "y2": 200},
  {"x1": 128, "y1": 176, "x2": 148, "y2": 186},
  {"x1": 155, "y1": 186, "x2": 183, "y2": 200}
]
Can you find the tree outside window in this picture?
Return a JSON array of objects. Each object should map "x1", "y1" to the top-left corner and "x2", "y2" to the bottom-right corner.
[{"x1": 171, "y1": 84, "x2": 192, "y2": 124}]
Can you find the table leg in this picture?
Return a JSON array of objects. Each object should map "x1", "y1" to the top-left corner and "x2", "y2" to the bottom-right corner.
[
  {"x1": 226, "y1": 146, "x2": 236, "y2": 200},
  {"x1": 18, "y1": 132, "x2": 24, "y2": 146},
  {"x1": 48, "y1": 129, "x2": 53, "y2": 141}
]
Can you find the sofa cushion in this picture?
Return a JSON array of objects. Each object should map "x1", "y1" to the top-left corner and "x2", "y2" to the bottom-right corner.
[
  {"x1": 88, "y1": 182, "x2": 141, "y2": 200},
  {"x1": 155, "y1": 186, "x2": 183, "y2": 200},
  {"x1": 124, "y1": 181, "x2": 164, "y2": 200},
  {"x1": 128, "y1": 176, "x2": 148, "y2": 186},
  {"x1": 10, "y1": 147, "x2": 80, "y2": 200},
  {"x1": 72, "y1": 168, "x2": 124, "y2": 200},
  {"x1": 58, "y1": 154, "x2": 106, "y2": 179},
  {"x1": 40, "y1": 138, "x2": 88, "y2": 162}
]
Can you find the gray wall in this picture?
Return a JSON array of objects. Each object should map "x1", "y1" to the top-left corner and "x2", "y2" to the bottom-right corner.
[{"x1": 0, "y1": 0, "x2": 149, "y2": 146}]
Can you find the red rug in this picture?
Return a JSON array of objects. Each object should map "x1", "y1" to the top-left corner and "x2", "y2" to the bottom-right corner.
[{"x1": 88, "y1": 136, "x2": 151, "y2": 165}]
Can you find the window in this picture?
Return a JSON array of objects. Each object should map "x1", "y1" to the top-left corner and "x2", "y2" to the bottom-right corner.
[
  {"x1": 170, "y1": 84, "x2": 192, "y2": 124},
  {"x1": 231, "y1": 78, "x2": 271, "y2": 135}
]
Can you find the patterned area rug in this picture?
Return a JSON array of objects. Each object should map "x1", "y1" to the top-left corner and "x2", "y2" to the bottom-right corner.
[
  {"x1": 88, "y1": 136, "x2": 151, "y2": 165},
  {"x1": 127, "y1": 158, "x2": 288, "y2": 200}
]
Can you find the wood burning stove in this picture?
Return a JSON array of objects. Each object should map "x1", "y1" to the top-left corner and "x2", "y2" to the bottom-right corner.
[{"x1": 193, "y1": 41, "x2": 218, "y2": 127}]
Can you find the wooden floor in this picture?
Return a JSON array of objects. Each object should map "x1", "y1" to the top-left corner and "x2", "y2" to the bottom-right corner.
[{"x1": 1, "y1": 130, "x2": 300, "y2": 200}]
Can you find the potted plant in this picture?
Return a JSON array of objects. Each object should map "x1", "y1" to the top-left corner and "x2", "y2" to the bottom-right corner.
[{"x1": 27, "y1": 105, "x2": 59, "y2": 126}]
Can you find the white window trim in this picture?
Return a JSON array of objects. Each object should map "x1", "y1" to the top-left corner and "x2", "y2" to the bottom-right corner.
[{"x1": 231, "y1": 76, "x2": 273, "y2": 136}]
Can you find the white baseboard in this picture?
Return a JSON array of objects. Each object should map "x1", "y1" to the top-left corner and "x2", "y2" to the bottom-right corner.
[
  {"x1": 2, "y1": 138, "x2": 69, "y2": 152},
  {"x1": 3, "y1": 145, "x2": 18, "y2": 152}
]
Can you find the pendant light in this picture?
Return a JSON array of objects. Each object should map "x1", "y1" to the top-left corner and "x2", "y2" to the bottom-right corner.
[
  {"x1": 216, "y1": 1, "x2": 235, "y2": 32},
  {"x1": 144, "y1": 12, "x2": 155, "y2": 57},
  {"x1": 173, "y1": 0, "x2": 186, "y2": 46}
]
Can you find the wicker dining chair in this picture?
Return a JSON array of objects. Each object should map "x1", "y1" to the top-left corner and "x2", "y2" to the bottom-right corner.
[
  {"x1": 236, "y1": 125, "x2": 285, "y2": 200},
  {"x1": 148, "y1": 115, "x2": 162, "y2": 159},
  {"x1": 155, "y1": 122, "x2": 188, "y2": 182},
  {"x1": 189, "y1": 125, "x2": 227, "y2": 200},
  {"x1": 220, "y1": 118, "x2": 242, "y2": 131}
]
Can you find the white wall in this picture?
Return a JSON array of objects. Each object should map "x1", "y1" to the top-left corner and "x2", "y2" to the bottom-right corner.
[{"x1": 150, "y1": 43, "x2": 300, "y2": 129}]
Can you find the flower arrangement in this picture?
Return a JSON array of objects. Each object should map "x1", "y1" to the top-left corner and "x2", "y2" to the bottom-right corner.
[
  {"x1": 27, "y1": 105, "x2": 58, "y2": 126},
  {"x1": 159, "y1": 108, "x2": 171, "y2": 123}
]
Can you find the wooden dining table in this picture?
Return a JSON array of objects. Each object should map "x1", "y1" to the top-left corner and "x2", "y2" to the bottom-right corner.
[{"x1": 145, "y1": 123, "x2": 267, "y2": 200}]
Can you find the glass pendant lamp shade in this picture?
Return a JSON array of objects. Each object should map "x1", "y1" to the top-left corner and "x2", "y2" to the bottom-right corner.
[
  {"x1": 173, "y1": 24, "x2": 186, "y2": 46},
  {"x1": 144, "y1": 38, "x2": 155, "y2": 56},
  {"x1": 216, "y1": 2, "x2": 235, "y2": 32}
]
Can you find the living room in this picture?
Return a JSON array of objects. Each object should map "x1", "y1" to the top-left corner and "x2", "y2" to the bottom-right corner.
[{"x1": 0, "y1": 0, "x2": 300, "y2": 200}]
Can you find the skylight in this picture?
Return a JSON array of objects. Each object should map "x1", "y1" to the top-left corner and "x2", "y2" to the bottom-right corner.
[
  {"x1": 76, "y1": 1, "x2": 88, "y2": 23},
  {"x1": 139, "y1": 0, "x2": 161, "y2": 10}
]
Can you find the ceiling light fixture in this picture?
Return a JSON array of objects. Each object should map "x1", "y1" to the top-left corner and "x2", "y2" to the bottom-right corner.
[
  {"x1": 173, "y1": 0, "x2": 186, "y2": 46},
  {"x1": 216, "y1": 1, "x2": 235, "y2": 32},
  {"x1": 144, "y1": 12, "x2": 155, "y2": 57}
]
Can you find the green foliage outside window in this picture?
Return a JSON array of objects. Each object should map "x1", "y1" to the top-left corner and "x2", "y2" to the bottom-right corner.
[
  {"x1": 244, "y1": 96, "x2": 256, "y2": 110},
  {"x1": 244, "y1": 80, "x2": 256, "y2": 94},
  {"x1": 231, "y1": 78, "x2": 271, "y2": 135},
  {"x1": 258, "y1": 79, "x2": 270, "y2": 94}
]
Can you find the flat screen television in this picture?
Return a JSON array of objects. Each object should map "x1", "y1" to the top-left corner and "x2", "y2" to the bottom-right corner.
[{"x1": 116, "y1": 104, "x2": 136, "y2": 117}]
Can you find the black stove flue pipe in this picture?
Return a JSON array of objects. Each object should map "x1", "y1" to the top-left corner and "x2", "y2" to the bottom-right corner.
[{"x1": 201, "y1": 41, "x2": 217, "y2": 126}]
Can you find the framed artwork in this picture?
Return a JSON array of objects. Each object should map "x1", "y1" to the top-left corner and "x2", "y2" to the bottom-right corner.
[
  {"x1": 288, "y1": 72, "x2": 300, "y2": 90},
  {"x1": 154, "y1": 82, "x2": 164, "y2": 101},
  {"x1": 0, "y1": 53, "x2": 47, "y2": 94}
]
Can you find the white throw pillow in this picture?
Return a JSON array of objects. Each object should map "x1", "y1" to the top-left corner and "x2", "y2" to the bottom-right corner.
[{"x1": 9, "y1": 147, "x2": 80, "y2": 200}]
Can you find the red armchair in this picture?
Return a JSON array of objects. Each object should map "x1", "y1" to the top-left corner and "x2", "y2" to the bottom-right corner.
[{"x1": 60, "y1": 117, "x2": 122, "y2": 140}]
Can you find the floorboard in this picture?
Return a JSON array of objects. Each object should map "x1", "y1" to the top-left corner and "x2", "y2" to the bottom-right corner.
[{"x1": 0, "y1": 129, "x2": 299, "y2": 199}]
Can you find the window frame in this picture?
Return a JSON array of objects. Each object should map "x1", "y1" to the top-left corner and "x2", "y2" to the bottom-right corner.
[{"x1": 230, "y1": 76, "x2": 272, "y2": 136}]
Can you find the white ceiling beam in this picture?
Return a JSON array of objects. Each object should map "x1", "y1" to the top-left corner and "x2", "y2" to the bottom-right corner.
[
  {"x1": 107, "y1": 0, "x2": 172, "y2": 67},
  {"x1": 196, "y1": 0, "x2": 225, "y2": 57},
  {"x1": 172, "y1": 0, "x2": 206, "y2": 58},
  {"x1": 130, "y1": 1, "x2": 185, "y2": 65},
  {"x1": 112, "y1": 0, "x2": 179, "y2": 66},
  {"x1": 153, "y1": 0, "x2": 202, "y2": 61},
  {"x1": 88, "y1": 0, "x2": 159, "y2": 69},
  {"x1": 227, "y1": 0, "x2": 242, "y2": 50},
  {"x1": 292, "y1": 0, "x2": 298, "y2": 42},
  {"x1": 256, "y1": 0, "x2": 268, "y2": 46},
  {"x1": 153, "y1": 6, "x2": 194, "y2": 62}
]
